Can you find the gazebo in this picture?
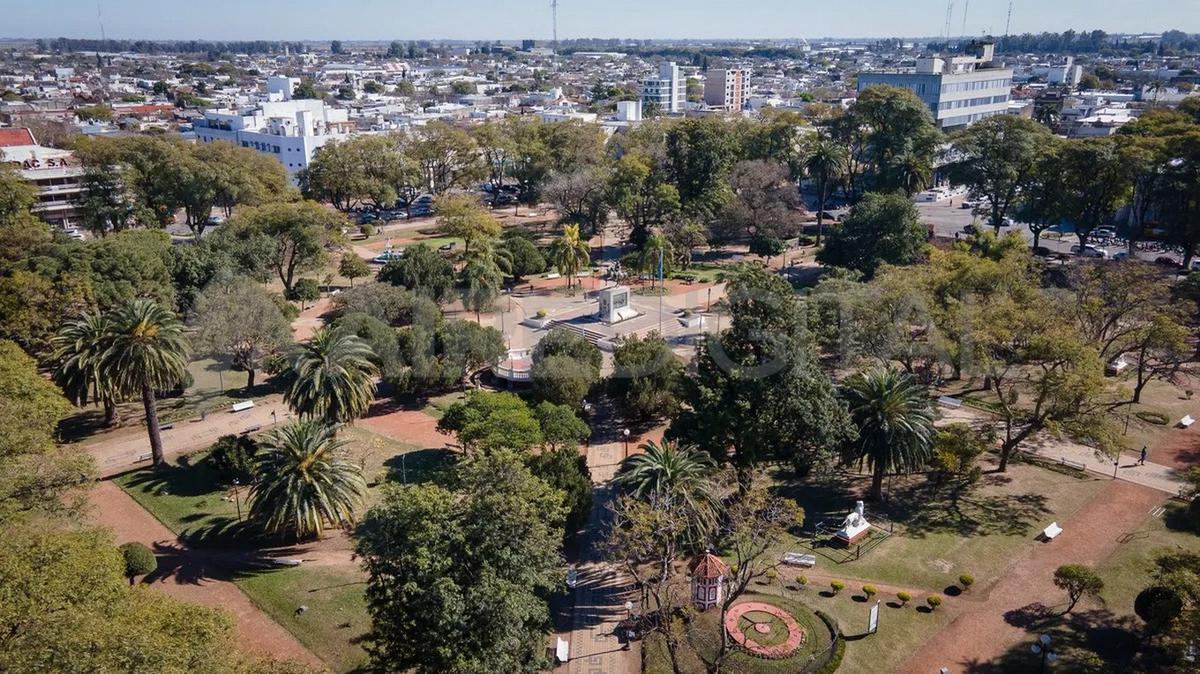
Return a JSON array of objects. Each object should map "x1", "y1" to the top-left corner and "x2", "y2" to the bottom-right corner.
[{"x1": 689, "y1": 552, "x2": 731, "y2": 611}]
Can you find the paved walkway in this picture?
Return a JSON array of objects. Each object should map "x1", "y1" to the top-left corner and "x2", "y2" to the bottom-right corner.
[
  {"x1": 896, "y1": 479, "x2": 1166, "y2": 673},
  {"x1": 87, "y1": 480, "x2": 324, "y2": 669},
  {"x1": 85, "y1": 396, "x2": 293, "y2": 477},
  {"x1": 938, "y1": 404, "x2": 1186, "y2": 496}
]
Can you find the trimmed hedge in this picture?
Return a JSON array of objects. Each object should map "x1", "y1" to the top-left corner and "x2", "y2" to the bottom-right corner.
[
  {"x1": 812, "y1": 609, "x2": 844, "y2": 674},
  {"x1": 1135, "y1": 410, "x2": 1170, "y2": 426}
]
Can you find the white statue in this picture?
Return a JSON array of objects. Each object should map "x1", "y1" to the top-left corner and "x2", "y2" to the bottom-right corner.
[{"x1": 836, "y1": 500, "x2": 870, "y2": 544}]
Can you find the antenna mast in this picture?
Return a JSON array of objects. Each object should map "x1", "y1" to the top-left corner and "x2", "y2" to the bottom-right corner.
[
  {"x1": 1005, "y1": 1, "x2": 1013, "y2": 37},
  {"x1": 943, "y1": 0, "x2": 954, "y2": 42},
  {"x1": 551, "y1": 0, "x2": 559, "y2": 54},
  {"x1": 97, "y1": 0, "x2": 106, "y2": 41},
  {"x1": 960, "y1": 0, "x2": 970, "y2": 37}
]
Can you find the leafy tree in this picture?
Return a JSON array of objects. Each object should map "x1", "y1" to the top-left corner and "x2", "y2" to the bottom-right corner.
[
  {"x1": 339, "y1": 253, "x2": 371, "y2": 287},
  {"x1": 716, "y1": 159, "x2": 803, "y2": 242},
  {"x1": 841, "y1": 367, "x2": 935, "y2": 500},
  {"x1": 500, "y1": 235, "x2": 546, "y2": 281},
  {"x1": 607, "y1": 152, "x2": 680, "y2": 243},
  {"x1": 408, "y1": 121, "x2": 485, "y2": 195},
  {"x1": 357, "y1": 451, "x2": 566, "y2": 674},
  {"x1": 670, "y1": 265, "x2": 855, "y2": 486},
  {"x1": 532, "y1": 401, "x2": 590, "y2": 450},
  {"x1": 192, "y1": 278, "x2": 292, "y2": 388},
  {"x1": 249, "y1": 419, "x2": 366, "y2": 540},
  {"x1": 1135, "y1": 585, "x2": 1183, "y2": 637},
  {"x1": 288, "y1": 277, "x2": 322, "y2": 310},
  {"x1": 818, "y1": 191, "x2": 927, "y2": 278},
  {"x1": 438, "y1": 390, "x2": 543, "y2": 454},
  {"x1": 748, "y1": 235, "x2": 785, "y2": 260},
  {"x1": 52, "y1": 312, "x2": 119, "y2": 427},
  {"x1": 219, "y1": 200, "x2": 345, "y2": 293},
  {"x1": 550, "y1": 223, "x2": 591, "y2": 288},
  {"x1": 931, "y1": 422, "x2": 990, "y2": 484},
  {"x1": 949, "y1": 116, "x2": 1050, "y2": 233},
  {"x1": 284, "y1": 327, "x2": 378, "y2": 424},
  {"x1": 377, "y1": 243, "x2": 455, "y2": 303},
  {"x1": 532, "y1": 355, "x2": 597, "y2": 408},
  {"x1": 532, "y1": 328, "x2": 602, "y2": 374},
  {"x1": 843, "y1": 85, "x2": 940, "y2": 195},
  {"x1": 0, "y1": 340, "x2": 92, "y2": 522},
  {"x1": 1053, "y1": 564, "x2": 1105, "y2": 612},
  {"x1": 458, "y1": 240, "x2": 509, "y2": 321},
  {"x1": 332, "y1": 282, "x2": 427, "y2": 325},
  {"x1": 0, "y1": 527, "x2": 253, "y2": 673},
  {"x1": 207, "y1": 434, "x2": 258, "y2": 484},
  {"x1": 664, "y1": 117, "x2": 738, "y2": 218},
  {"x1": 527, "y1": 446, "x2": 592, "y2": 537},
  {"x1": 664, "y1": 219, "x2": 710, "y2": 267},
  {"x1": 609, "y1": 332, "x2": 683, "y2": 420},
  {"x1": 1057, "y1": 137, "x2": 1136, "y2": 253},
  {"x1": 436, "y1": 194, "x2": 500, "y2": 258},
  {"x1": 88, "y1": 229, "x2": 176, "y2": 310},
  {"x1": 301, "y1": 134, "x2": 413, "y2": 211},
  {"x1": 101, "y1": 299, "x2": 190, "y2": 467},
  {"x1": 118, "y1": 542, "x2": 157, "y2": 585},
  {"x1": 544, "y1": 168, "x2": 608, "y2": 233}
]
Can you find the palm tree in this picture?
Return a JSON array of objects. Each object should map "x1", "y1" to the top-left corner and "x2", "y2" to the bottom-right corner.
[
  {"x1": 805, "y1": 137, "x2": 848, "y2": 245},
  {"x1": 101, "y1": 299, "x2": 190, "y2": 467},
  {"x1": 841, "y1": 367, "x2": 935, "y2": 501},
  {"x1": 638, "y1": 232, "x2": 673, "y2": 290},
  {"x1": 52, "y1": 312, "x2": 119, "y2": 427},
  {"x1": 458, "y1": 237, "x2": 511, "y2": 322},
  {"x1": 248, "y1": 419, "x2": 366, "y2": 540},
  {"x1": 614, "y1": 439, "x2": 721, "y2": 537},
  {"x1": 285, "y1": 327, "x2": 378, "y2": 425},
  {"x1": 551, "y1": 223, "x2": 591, "y2": 289},
  {"x1": 888, "y1": 150, "x2": 933, "y2": 198}
]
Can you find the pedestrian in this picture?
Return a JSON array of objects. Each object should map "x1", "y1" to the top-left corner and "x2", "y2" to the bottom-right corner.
[{"x1": 1140, "y1": 446, "x2": 1147, "y2": 465}]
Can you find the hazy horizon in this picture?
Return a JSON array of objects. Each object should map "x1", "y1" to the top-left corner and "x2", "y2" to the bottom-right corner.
[{"x1": 4, "y1": 0, "x2": 1198, "y2": 43}]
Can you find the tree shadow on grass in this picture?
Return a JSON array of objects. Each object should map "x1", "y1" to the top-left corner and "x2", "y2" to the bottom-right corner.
[
  {"x1": 381, "y1": 448, "x2": 457, "y2": 486},
  {"x1": 885, "y1": 479, "x2": 1050, "y2": 539},
  {"x1": 966, "y1": 607, "x2": 1144, "y2": 673},
  {"x1": 121, "y1": 456, "x2": 225, "y2": 499}
]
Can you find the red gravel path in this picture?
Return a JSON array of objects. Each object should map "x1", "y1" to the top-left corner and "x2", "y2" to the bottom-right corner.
[
  {"x1": 87, "y1": 481, "x2": 324, "y2": 669},
  {"x1": 896, "y1": 480, "x2": 1165, "y2": 673}
]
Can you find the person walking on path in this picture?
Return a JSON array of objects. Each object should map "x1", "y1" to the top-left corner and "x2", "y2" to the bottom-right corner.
[{"x1": 1140, "y1": 446, "x2": 1148, "y2": 466}]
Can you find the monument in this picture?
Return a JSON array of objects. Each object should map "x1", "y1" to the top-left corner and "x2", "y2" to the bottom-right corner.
[
  {"x1": 835, "y1": 500, "x2": 871, "y2": 546},
  {"x1": 597, "y1": 285, "x2": 637, "y2": 324}
]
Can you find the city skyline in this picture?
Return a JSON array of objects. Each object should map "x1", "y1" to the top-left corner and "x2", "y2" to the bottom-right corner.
[{"x1": 4, "y1": 0, "x2": 1199, "y2": 43}]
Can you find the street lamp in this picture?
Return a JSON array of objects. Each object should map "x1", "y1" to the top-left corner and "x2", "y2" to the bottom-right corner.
[
  {"x1": 625, "y1": 600, "x2": 634, "y2": 620},
  {"x1": 622, "y1": 428, "x2": 630, "y2": 459},
  {"x1": 1031, "y1": 634, "x2": 1057, "y2": 673},
  {"x1": 231, "y1": 478, "x2": 242, "y2": 521}
]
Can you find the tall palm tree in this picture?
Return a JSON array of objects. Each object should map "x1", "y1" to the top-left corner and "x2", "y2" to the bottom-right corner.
[
  {"x1": 614, "y1": 439, "x2": 721, "y2": 537},
  {"x1": 888, "y1": 149, "x2": 934, "y2": 198},
  {"x1": 805, "y1": 137, "x2": 848, "y2": 245},
  {"x1": 458, "y1": 237, "x2": 511, "y2": 322},
  {"x1": 638, "y1": 232, "x2": 673, "y2": 290},
  {"x1": 841, "y1": 367, "x2": 935, "y2": 501},
  {"x1": 52, "y1": 312, "x2": 120, "y2": 427},
  {"x1": 101, "y1": 299, "x2": 190, "y2": 467},
  {"x1": 285, "y1": 327, "x2": 378, "y2": 425},
  {"x1": 551, "y1": 223, "x2": 591, "y2": 289},
  {"x1": 248, "y1": 419, "x2": 366, "y2": 540}
]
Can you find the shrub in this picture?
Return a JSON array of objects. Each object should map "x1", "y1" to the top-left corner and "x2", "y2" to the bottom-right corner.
[
  {"x1": 797, "y1": 575, "x2": 809, "y2": 587},
  {"x1": 863, "y1": 584, "x2": 878, "y2": 598},
  {"x1": 1136, "y1": 410, "x2": 1170, "y2": 426},
  {"x1": 926, "y1": 595, "x2": 942, "y2": 610},
  {"x1": 359, "y1": 223, "x2": 375, "y2": 237},
  {"x1": 119, "y1": 542, "x2": 157, "y2": 585},
  {"x1": 208, "y1": 434, "x2": 258, "y2": 484},
  {"x1": 765, "y1": 569, "x2": 778, "y2": 584},
  {"x1": 536, "y1": 308, "x2": 548, "y2": 319},
  {"x1": 830, "y1": 580, "x2": 845, "y2": 595},
  {"x1": 959, "y1": 574, "x2": 975, "y2": 590},
  {"x1": 897, "y1": 591, "x2": 911, "y2": 606}
]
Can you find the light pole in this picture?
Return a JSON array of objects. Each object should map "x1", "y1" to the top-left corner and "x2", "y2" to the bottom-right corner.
[
  {"x1": 1031, "y1": 634, "x2": 1057, "y2": 673},
  {"x1": 231, "y1": 478, "x2": 242, "y2": 521},
  {"x1": 622, "y1": 428, "x2": 630, "y2": 459},
  {"x1": 625, "y1": 600, "x2": 634, "y2": 621}
]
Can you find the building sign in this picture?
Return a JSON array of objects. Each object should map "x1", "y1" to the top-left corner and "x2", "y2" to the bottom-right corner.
[{"x1": 6, "y1": 156, "x2": 75, "y2": 171}]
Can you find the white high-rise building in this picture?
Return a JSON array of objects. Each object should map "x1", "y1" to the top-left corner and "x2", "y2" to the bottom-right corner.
[
  {"x1": 857, "y1": 42, "x2": 1013, "y2": 129},
  {"x1": 641, "y1": 61, "x2": 686, "y2": 114},
  {"x1": 192, "y1": 76, "x2": 355, "y2": 180}
]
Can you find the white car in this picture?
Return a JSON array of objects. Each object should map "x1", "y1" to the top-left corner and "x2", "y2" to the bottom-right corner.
[
  {"x1": 1070, "y1": 244, "x2": 1108, "y2": 259},
  {"x1": 371, "y1": 250, "x2": 404, "y2": 265}
]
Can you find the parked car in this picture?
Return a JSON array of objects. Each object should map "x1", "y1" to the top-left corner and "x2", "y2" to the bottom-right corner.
[
  {"x1": 371, "y1": 250, "x2": 404, "y2": 265},
  {"x1": 1112, "y1": 251, "x2": 1130, "y2": 262},
  {"x1": 1154, "y1": 256, "x2": 1182, "y2": 269},
  {"x1": 1069, "y1": 244, "x2": 1108, "y2": 259},
  {"x1": 961, "y1": 224, "x2": 978, "y2": 235},
  {"x1": 1093, "y1": 227, "x2": 1117, "y2": 239}
]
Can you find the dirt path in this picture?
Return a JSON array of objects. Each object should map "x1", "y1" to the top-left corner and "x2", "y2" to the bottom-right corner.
[
  {"x1": 896, "y1": 480, "x2": 1166, "y2": 673},
  {"x1": 359, "y1": 403, "x2": 455, "y2": 450},
  {"x1": 87, "y1": 480, "x2": 325, "y2": 669}
]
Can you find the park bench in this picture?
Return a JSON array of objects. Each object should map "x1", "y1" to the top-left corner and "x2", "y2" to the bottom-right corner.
[
  {"x1": 1058, "y1": 457, "x2": 1087, "y2": 471},
  {"x1": 555, "y1": 637, "x2": 570, "y2": 664},
  {"x1": 1181, "y1": 415, "x2": 1195, "y2": 428},
  {"x1": 230, "y1": 400, "x2": 255, "y2": 413},
  {"x1": 544, "y1": 272, "x2": 561, "y2": 280},
  {"x1": 1042, "y1": 522, "x2": 1063, "y2": 541},
  {"x1": 782, "y1": 552, "x2": 817, "y2": 568},
  {"x1": 936, "y1": 396, "x2": 962, "y2": 408}
]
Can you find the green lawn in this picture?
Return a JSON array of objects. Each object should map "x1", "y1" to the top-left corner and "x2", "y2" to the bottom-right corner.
[
  {"x1": 236, "y1": 565, "x2": 371, "y2": 673},
  {"x1": 419, "y1": 391, "x2": 467, "y2": 421},
  {"x1": 1097, "y1": 501, "x2": 1200, "y2": 616},
  {"x1": 767, "y1": 462, "x2": 1108, "y2": 592}
]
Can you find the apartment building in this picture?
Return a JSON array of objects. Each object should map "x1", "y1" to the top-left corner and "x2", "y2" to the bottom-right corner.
[
  {"x1": 704, "y1": 68, "x2": 747, "y2": 111},
  {"x1": 641, "y1": 61, "x2": 686, "y2": 114},
  {"x1": 192, "y1": 76, "x2": 355, "y2": 179},
  {"x1": 857, "y1": 42, "x2": 1013, "y2": 129},
  {"x1": 0, "y1": 127, "x2": 83, "y2": 228}
]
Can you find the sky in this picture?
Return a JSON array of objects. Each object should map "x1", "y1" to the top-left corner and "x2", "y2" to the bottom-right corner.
[{"x1": 4, "y1": 0, "x2": 1198, "y2": 41}]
